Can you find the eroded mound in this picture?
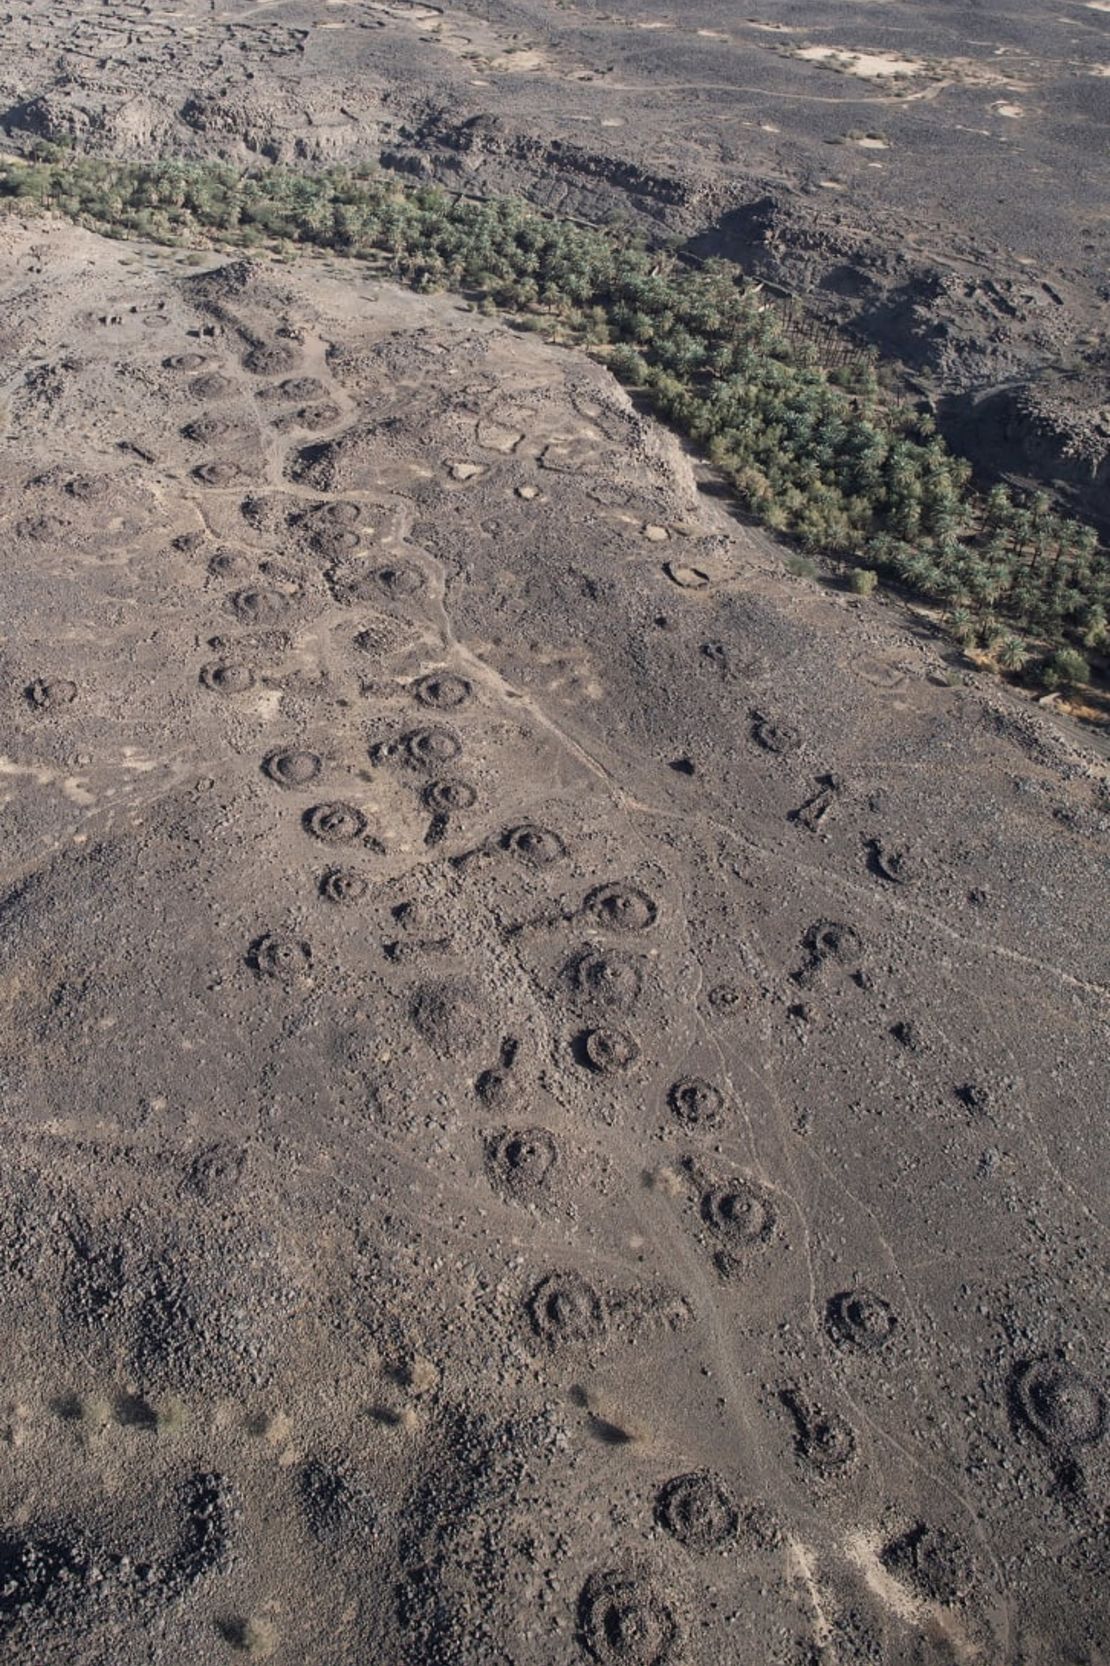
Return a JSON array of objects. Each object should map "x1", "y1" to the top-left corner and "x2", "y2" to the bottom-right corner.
[
  {"x1": 654, "y1": 1472, "x2": 738, "y2": 1553},
  {"x1": 578, "y1": 1569, "x2": 681, "y2": 1666}
]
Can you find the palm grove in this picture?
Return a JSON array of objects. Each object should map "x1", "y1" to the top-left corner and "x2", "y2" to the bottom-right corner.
[{"x1": 2, "y1": 154, "x2": 1103, "y2": 691}]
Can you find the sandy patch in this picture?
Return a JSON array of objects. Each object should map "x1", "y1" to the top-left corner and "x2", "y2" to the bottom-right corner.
[
  {"x1": 351, "y1": 0, "x2": 442, "y2": 14},
  {"x1": 488, "y1": 47, "x2": 547, "y2": 70},
  {"x1": 785, "y1": 1539, "x2": 833, "y2": 1648},
  {"x1": 842, "y1": 1532, "x2": 979, "y2": 1663},
  {"x1": 347, "y1": 1, "x2": 595, "y2": 77},
  {"x1": 796, "y1": 44, "x2": 926, "y2": 77}
]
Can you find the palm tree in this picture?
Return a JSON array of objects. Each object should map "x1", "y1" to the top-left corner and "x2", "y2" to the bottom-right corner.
[
  {"x1": 935, "y1": 568, "x2": 970, "y2": 608},
  {"x1": 947, "y1": 608, "x2": 978, "y2": 649},
  {"x1": 1081, "y1": 605, "x2": 1108, "y2": 650},
  {"x1": 998, "y1": 636, "x2": 1029, "y2": 673}
]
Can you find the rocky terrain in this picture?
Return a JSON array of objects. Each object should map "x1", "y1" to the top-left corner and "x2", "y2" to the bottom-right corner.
[
  {"x1": 0, "y1": 214, "x2": 1106, "y2": 1664},
  {"x1": 0, "y1": 0, "x2": 1108, "y2": 519}
]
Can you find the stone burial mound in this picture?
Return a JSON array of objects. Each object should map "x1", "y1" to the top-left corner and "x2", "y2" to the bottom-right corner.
[{"x1": 0, "y1": 218, "x2": 1105, "y2": 1666}]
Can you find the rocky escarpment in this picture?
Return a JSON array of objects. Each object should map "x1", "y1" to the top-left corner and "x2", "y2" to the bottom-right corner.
[
  {"x1": 381, "y1": 109, "x2": 726, "y2": 230},
  {"x1": 941, "y1": 376, "x2": 1110, "y2": 527},
  {"x1": 687, "y1": 193, "x2": 1108, "y2": 515}
]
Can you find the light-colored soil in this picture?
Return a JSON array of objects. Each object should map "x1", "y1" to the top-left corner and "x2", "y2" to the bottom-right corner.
[{"x1": 794, "y1": 45, "x2": 928, "y2": 79}]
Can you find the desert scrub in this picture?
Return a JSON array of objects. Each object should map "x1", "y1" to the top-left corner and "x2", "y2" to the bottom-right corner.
[
  {"x1": 217, "y1": 1617, "x2": 278, "y2": 1658},
  {"x1": 1, "y1": 155, "x2": 1103, "y2": 679},
  {"x1": 1039, "y1": 647, "x2": 1090, "y2": 692},
  {"x1": 154, "y1": 1394, "x2": 189, "y2": 1434}
]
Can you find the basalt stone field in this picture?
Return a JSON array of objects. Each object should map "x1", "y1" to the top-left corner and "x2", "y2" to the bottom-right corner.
[{"x1": 0, "y1": 6, "x2": 1108, "y2": 1666}]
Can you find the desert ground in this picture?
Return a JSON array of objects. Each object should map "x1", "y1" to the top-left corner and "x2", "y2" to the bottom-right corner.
[
  {"x1": 0, "y1": 4, "x2": 1107, "y2": 1666},
  {"x1": 0, "y1": 215, "x2": 1106, "y2": 1665}
]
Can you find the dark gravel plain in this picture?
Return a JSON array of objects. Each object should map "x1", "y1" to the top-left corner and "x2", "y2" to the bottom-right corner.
[{"x1": 0, "y1": 222, "x2": 1105, "y2": 1665}]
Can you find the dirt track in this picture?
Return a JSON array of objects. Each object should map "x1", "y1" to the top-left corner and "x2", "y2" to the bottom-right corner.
[{"x1": 0, "y1": 218, "x2": 1106, "y2": 1664}]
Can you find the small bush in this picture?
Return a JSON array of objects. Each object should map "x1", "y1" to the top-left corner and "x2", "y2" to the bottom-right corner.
[
  {"x1": 608, "y1": 343, "x2": 649, "y2": 384},
  {"x1": 217, "y1": 1617, "x2": 278, "y2": 1658},
  {"x1": 849, "y1": 568, "x2": 878, "y2": 596},
  {"x1": 1040, "y1": 647, "x2": 1090, "y2": 692},
  {"x1": 947, "y1": 609, "x2": 978, "y2": 650},
  {"x1": 154, "y1": 1395, "x2": 188, "y2": 1435},
  {"x1": 54, "y1": 1391, "x2": 112, "y2": 1433}
]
